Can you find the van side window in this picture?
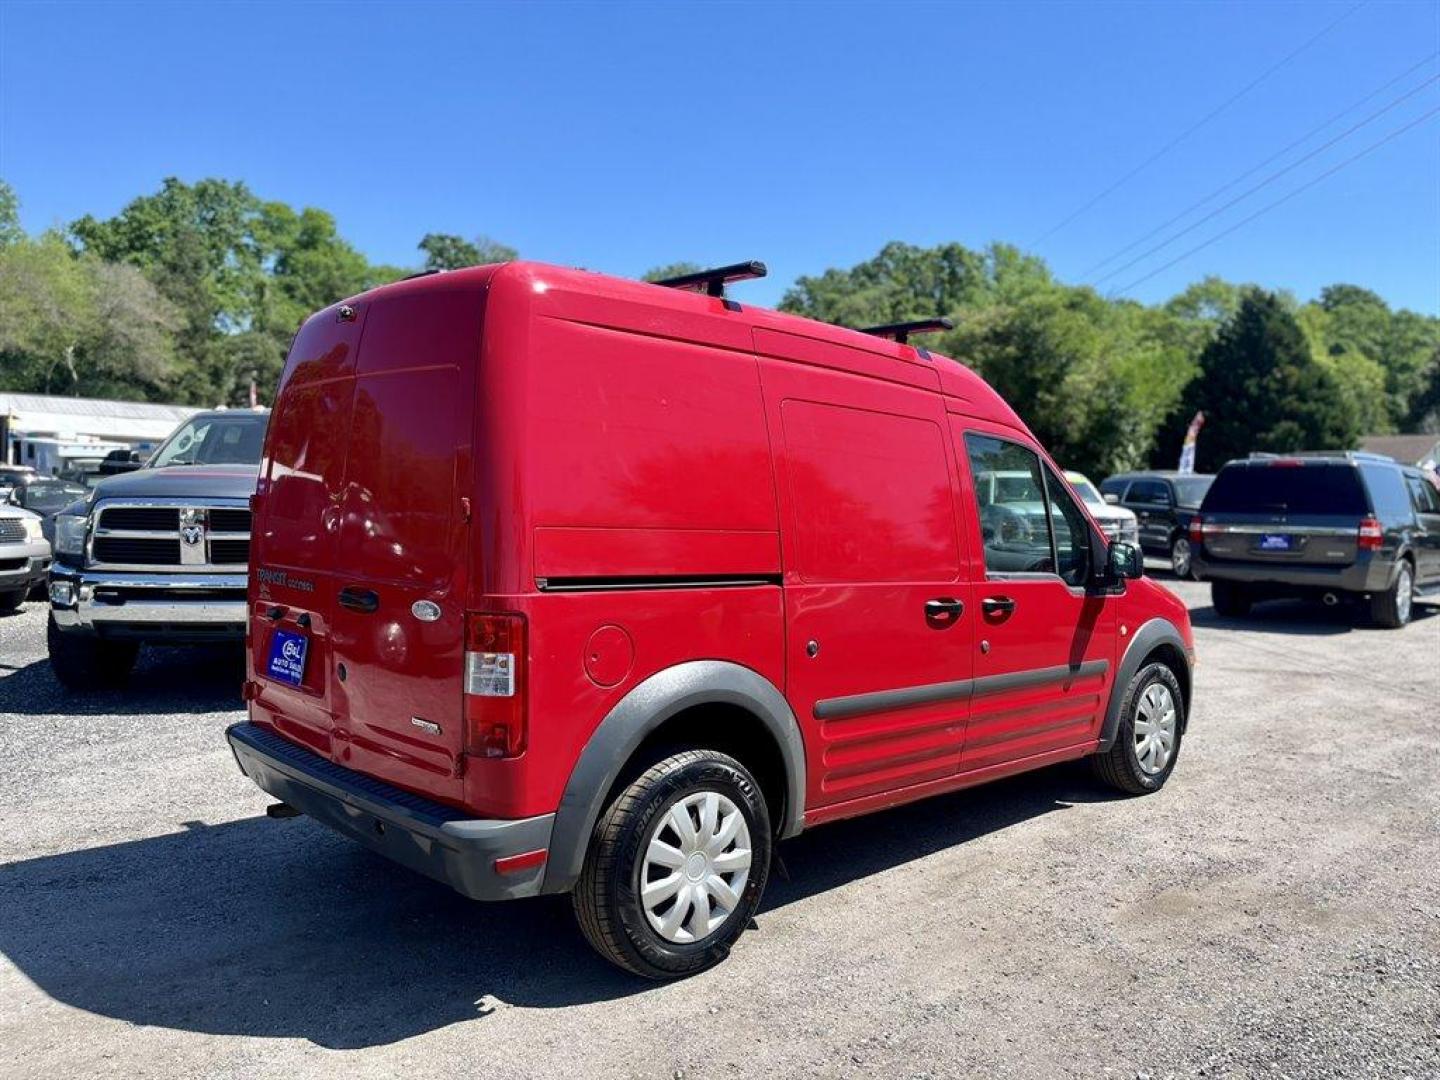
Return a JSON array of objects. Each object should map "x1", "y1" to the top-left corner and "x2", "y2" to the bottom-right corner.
[
  {"x1": 962, "y1": 434, "x2": 1055, "y2": 576},
  {"x1": 1128, "y1": 479, "x2": 1170, "y2": 505},
  {"x1": 1043, "y1": 466, "x2": 1092, "y2": 586}
]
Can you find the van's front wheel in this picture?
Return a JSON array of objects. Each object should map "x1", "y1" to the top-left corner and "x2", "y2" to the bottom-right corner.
[{"x1": 573, "y1": 749, "x2": 772, "y2": 979}]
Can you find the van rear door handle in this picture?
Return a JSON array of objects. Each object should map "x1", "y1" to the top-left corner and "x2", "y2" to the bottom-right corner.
[
  {"x1": 924, "y1": 598, "x2": 964, "y2": 623},
  {"x1": 337, "y1": 586, "x2": 379, "y2": 614},
  {"x1": 981, "y1": 596, "x2": 1016, "y2": 616}
]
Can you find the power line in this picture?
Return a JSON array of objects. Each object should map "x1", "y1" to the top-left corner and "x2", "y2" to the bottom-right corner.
[
  {"x1": 1110, "y1": 104, "x2": 1440, "y2": 297},
  {"x1": 1030, "y1": 0, "x2": 1369, "y2": 246},
  {"x1": 1091, "y1": 70, "x2": 1439, "y2": 287},
  {"x1": 1081, "y1": 50, "x2": 1439, "y2": 280}
]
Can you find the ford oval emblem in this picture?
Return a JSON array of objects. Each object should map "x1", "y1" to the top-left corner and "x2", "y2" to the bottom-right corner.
[{"x1": 411, "y1": 600, "x2": 442, "y2": 623}]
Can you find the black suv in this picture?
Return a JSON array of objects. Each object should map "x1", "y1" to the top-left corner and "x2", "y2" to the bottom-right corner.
[
  {"x1": 1099, "y1": 471, "x2": 1215, "y2": 578},
  {"x1": 1191, "y1": 452, "x2": 1440, "y2": 628}
]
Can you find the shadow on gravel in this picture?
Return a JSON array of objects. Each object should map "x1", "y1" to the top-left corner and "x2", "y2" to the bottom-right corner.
[
  {"x1": 0, "y1": 762, "x2": 1103, "y2": 1047},
  {"x1": 1190, "y1": 597, "x2": 1437, "y2": 636},
  {"x1": 0, "y1": 646, "x2": 244, "y2": 716}
]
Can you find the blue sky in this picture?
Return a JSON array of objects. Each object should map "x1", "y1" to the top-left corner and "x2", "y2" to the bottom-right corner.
[{"x1": 2, "y1": 1, "x2": 1437, "y2": 313}]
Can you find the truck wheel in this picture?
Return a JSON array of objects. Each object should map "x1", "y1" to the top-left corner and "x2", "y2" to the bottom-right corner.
[
  {"x1": 1211, "y1": 580, "x2": 1252, "y2": 617},
  {"x1": 47, "y1": 614, "x2": 138, "y2": 689},
  {"x1": 1370, "y1": 560, "x2": 1414, "y2": 629},
  {"x1": 573, "y1": 749, "x2": 772, "y2": 980},
  {"x1": 1170, "y1": 535, "x2": 1196, "y2": 580},
  {"x1": 0, "y1": 590, "x2": 24, "y2": 612},
  {"x1": 1092, "y1": 661, "x2": 1185, "y2": 795}
]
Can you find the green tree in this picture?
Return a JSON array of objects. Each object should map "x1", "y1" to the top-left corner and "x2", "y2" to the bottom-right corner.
[
  {"x1": 0, "y1": 180, "x2": 22, "y2": 250},
  {"x1": 418, "y1": 233, "x2": 517, "y2": 271},
  {"x1": 642, "y1": 262, "x2": 703, "y2": 282},
  {"x1": 1172, "y1": 291, "x2": 1359, "y2": 471}
]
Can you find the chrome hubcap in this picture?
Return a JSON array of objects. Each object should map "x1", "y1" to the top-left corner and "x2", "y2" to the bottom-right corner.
[
  {"x1": 1397, "y1": 567, "x2": 1413, "y2": 623},
  {"x1": 1172, "y1": 537, "x2": 1191, "y2": 577},
  {"x1": 640, "y1": 790, "x2": 752, "y2": 944},
  {"x1": 1133, "y1": 682, "x2": 1177, "y2": 776}
]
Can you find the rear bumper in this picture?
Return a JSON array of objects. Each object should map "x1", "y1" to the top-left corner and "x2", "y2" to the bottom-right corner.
[
  {"x1": 226, "y1": 722, "x2": 554, "y2": 901},
  {"x1": 50, "y1": 567, "x2": 247, "y2": 640},
  {"x1": 1192, "y1": 552, "x2": 1391, "y2": 593}
]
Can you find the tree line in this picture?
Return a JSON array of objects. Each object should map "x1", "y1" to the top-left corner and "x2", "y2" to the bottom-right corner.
[{"x1": 1, "y1": 177, "x2": 1436, "y2": 476}]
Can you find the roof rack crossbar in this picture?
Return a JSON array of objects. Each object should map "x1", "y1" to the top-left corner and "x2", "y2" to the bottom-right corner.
[
  {"x1": 652, "y1": 261, "x2": 767, "y2": 298},
  {"x1": 858, "y1": 317, "x2": 954, "y2": 345}
]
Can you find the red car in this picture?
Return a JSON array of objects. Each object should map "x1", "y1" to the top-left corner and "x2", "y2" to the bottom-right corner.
[{"x1": 228, "y1": 260, "x2": 1195, "y2": 979}]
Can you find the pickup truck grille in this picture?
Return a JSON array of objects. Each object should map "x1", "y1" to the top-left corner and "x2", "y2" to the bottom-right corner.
[
  {"x1": 0, "y1": 519, "x2": 26, "y2": 543},
  {"x1": 91, "y1": 503, "x2": 252, "y2": 571}
]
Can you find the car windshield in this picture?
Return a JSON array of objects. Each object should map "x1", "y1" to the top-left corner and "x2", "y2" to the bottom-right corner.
[
  {"x1": 992, "y1": 474, "x2": 1043, "y2": 503},
  {"x1": 22, "y1": 482, "x2": 86, "y2": 514},
  {"x1": 1172, "y1": 477, "x2": 1213, "y2": 507},
  {"x1": 1069, "y1": 478, "x2": 1104, "y2": 507},
  {"x1": 1204, "y1": 464, "x2": 1366, "y2": 515},
  {"x1": 149, "y1": 413, "x2": 268, "y2": 468}
]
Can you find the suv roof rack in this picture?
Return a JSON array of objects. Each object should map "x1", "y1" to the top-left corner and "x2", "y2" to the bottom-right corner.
[
  {"x1": 858, "y1": 317, "x2": 954, "y2": 345},
  {"x1": 652, "y1": 261, "x2": 767, "y2": 298},
  {"x1": 1247, "y1": 450, "x2": 1394, "y2": 463}
]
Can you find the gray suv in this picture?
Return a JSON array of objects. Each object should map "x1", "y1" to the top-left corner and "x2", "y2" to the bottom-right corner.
[{"x1": 1191, "y1": 452, "x2": 1440, "y2": 628}]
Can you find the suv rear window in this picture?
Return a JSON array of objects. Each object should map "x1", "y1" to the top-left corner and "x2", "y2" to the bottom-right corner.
[{"x1": 1204, "y1": 464, "x2": 1368, "y2": 516}]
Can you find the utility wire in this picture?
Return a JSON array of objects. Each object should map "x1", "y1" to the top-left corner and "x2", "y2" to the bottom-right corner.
[
  {"x1": 1110, "y1": 103, "x2": 1440, "y2": 297},
  {"x1": 1092, "y1": 70, "x2": 1439, "y2": 287},
  {"x1": 1030, "y1": 0, "x2": 1369, "y2": 246},
  {"x1": 1082, "y1": 51, "x2": 1440, "y2": 280}
]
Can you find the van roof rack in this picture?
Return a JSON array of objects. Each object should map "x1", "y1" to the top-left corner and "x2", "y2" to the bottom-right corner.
[
  {"x1": 652, "y1": 261, "x2": 767, "y2": 298},
  {"x1": 1247, "y1": 450, "x2": 1394, "y2": 463},
  {"x1": 858, "y1": 317, "x2": 954, "y2": 345}
]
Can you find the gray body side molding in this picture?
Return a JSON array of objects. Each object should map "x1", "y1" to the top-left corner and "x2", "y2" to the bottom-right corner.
[
  {"x1": 539, "y1": 660, "x2": 807, "y2": 895},
  {"x1": 1096, "y1": 617, "x2": 1191, "y2": 752}
]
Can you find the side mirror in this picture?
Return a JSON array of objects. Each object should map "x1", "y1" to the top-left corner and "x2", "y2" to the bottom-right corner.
[
  {"x1": 1107, "y1": 541, "x2": 1143, "y2": 581},
  {"x1": 1103, "y1": 492, "x2": 1120, "y2": 505}
]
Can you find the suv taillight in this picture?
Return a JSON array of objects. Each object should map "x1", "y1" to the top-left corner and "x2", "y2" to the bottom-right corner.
[
  {"x1": 1189, "y1": 515, "x2": 1204, "y2": 544},
  {"x1": 464, "y1": 612, "x2": 527, "y2": 758},
  {"x1": 1357, "y1": 516, "x2": 1383, "y2": 551}
]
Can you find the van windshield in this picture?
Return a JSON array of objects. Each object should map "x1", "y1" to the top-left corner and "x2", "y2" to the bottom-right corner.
[
  {"x1": 1172, "y1": 477, "x2": 1213, "y2": 508},
  {"x1": 1205, "y1": 464, "x2": 1367, "y2": 515}
]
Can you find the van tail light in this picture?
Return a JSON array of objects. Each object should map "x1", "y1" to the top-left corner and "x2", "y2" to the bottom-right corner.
[
  {"x1": 1189, "y1": 515, "x2": 1205, "y2": 544},
  {"x1": 464, "y1": 612, "x2": 527, "y2": 758},
  {"x1": 1357, "y1": 517, "x2": 1384, "y2": 551}
]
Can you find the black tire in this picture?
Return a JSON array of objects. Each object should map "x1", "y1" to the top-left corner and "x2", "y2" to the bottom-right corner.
[
  {"x1": 0, "y1": 589, "x2": 24, "y2": 612},
  {"x1": 573, "y1": 749, "x2": 772, "y2": 980},
  {"x1": 47, "y1": 614, "x2": 139, "y2": 689},
  {"x1": 1092, "y1": 661, "x2": 1185, "y2": 795},
  {"x1": 1211, "y1": 580, "x2": 1252, "y2": 617},
  {"x1": 1170, "y1": 534, "x2": 1197, "y2": 580},
  {"x1": 1370, "y1": 559, "x2": 1414, "y2": 629}
]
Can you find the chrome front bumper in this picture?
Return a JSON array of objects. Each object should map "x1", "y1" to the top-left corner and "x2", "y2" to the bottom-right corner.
[
  {"x1": 49, "y1": 567, "x2": 248, "y2": 633},
  {"x1": 0, "y1": 539, "x2": 51, "y2": 592}
]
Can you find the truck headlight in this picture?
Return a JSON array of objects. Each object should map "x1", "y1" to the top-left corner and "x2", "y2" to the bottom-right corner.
[
  {"x1": 23, "y1": 516, "x2": 44, "y2": 542},
  {"x1": 54, "y1": 514, "x2": 89, "y2": 557}
]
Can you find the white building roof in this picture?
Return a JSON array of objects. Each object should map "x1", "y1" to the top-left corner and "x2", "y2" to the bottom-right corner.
[{"x1": 0, "y1": 392, "x2": 200, "y2": 443}]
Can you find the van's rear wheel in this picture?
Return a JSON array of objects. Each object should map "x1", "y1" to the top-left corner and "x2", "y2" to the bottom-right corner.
[
  {"x1": 573, "y1": 749, "x2": 772, "y2": 979},
  {"x1": 1210, "y1": 580, "x2": 1252, "y2": 617},
  {"x1": 1170, "y1": 535, "x2": 1195, "y2": 579},
  {"x1": 47, "y1": 614, "x2": 138, "y2": 689}
]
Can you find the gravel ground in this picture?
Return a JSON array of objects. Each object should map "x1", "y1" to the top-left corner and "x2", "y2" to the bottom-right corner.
[{"x1": 1, "y1": 577, "x2": 1437, "y2": 1080}]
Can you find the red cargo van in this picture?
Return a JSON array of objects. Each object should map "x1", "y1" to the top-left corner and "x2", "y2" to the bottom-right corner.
[{"x1": 228, "y1": 260, "x2": 1195, "y2": 978}]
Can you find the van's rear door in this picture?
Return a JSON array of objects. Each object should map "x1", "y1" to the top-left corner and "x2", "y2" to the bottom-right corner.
[
  {"x1": 326, "y1": 278, "x2": 485, "y2": 802},
  {"x1": 250, "y1": 301, "x2": 366, "y2": 757}
]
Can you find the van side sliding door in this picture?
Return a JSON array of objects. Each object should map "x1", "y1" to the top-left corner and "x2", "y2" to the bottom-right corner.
[
  {"x1": 951, "y1": 421, "x2": 1117, "y2": 773},
  {"x1": 759, "y1": 359, "x2": 972, "y2": 818}
]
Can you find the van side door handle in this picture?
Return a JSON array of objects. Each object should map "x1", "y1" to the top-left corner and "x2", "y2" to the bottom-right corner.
[
  {"x1": 981, "y1": 595, "x2": 1017, "y2": 616},
  {"x1": 337, "y1": 586, "x2": 380, "y2": 614},
  {"x1": 924, "y1": 597, "x2": 964, "y2": 624}
]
